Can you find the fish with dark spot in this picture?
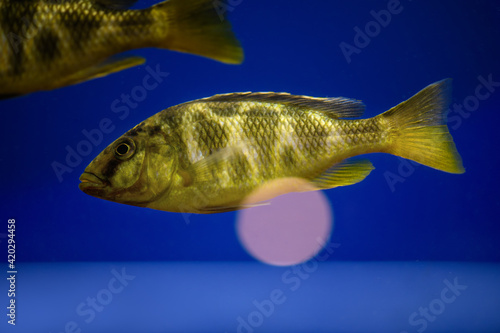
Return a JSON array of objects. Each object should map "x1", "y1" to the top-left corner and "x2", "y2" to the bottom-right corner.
[
  {"x1": 79, "y1": 80, "x2": 464, "y2": 214},
  {"x1": 0, "y1": 0, "x2": 243, "y2": 98}
]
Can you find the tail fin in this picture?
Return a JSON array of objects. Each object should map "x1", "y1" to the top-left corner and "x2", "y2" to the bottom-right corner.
[
  {"x1": 153, "y1": 0, "x2": 244, "y2": 64},
  {"x1": 379, "y1": 79, "x2": 465, "y2": 174}
]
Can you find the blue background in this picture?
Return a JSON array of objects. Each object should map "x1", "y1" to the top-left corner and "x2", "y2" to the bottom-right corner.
[
  {"x1": 1, "y1": 1, "x2": 500, "y2": 332},
  {"x1": 2, "y1": 0, "x2": 499, "y2": 262}
]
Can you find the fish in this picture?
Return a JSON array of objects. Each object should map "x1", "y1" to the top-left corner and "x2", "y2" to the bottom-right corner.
[
  {"x1": 0, "y1": 0, "x2": 243, "y2": 98},
  {"x1": 79, "y1": 79, "x2": 465, "y2": 214}
]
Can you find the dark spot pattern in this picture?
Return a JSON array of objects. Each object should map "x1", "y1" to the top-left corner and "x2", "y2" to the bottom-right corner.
[
  {"x1": 160, "y1": 107, "x2": 182, "y2": 131},
  {"x1": 117, "y1": 8, "x2": 153, "y2": 37},
  {"x1": 146, "y1": 125, "x2": 162, "y2": 137},
  {"x1": 231, "y1": 153, "x2": 251, "y2": 181},
  {"x1": 157, "y1": 108, "x2": 190, "y2": 168},
  {"x1": 240, "y1": 106, "x2": 279, "y2": 159},
  {"x1": 173, "y1": 130, "x2": 190, "y2": 170},
  {"x1": 292, "y1": 116, "x2": 328, "y2": 157},
  {"x1": 193, "y1": 112, "x2": 228, "y2": 154},
  {"x1": 210, "y1": 102, "x2": 239, "y2": 117},
  {"x1": 34, "y1": 28, "x2": 60, "y2": 64},
  {"x1": 127, "y1": 121, "x2": 162, "y2": 137},
  {"x1": 281, "y1": 146, "x2": 297, "y2": 168},
  {"x1": 102, "y1": 158, "x2": 121, "y2": 180},
  {"x1": 60, "y1": 7, "x2": 103, "y2": 50},
  {"x1": 126, "y1": 125, "x2": 144, "y2": 137},
  {"x1": 0, "y1": 0, "x2": 40, "y2": 75}
]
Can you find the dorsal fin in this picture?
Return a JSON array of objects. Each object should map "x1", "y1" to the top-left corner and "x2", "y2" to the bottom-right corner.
[
  {"x1": 191, "y1": 92, "x2": 365, "y2": 119},
  {"x1": 92, "y1": 0, "x2": 138, "y2": 9}
]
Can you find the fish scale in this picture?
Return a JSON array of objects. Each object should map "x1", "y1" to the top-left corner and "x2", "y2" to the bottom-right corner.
[
  {"x1": 0, "y1": 0, "x2": 243, "y2": 97},
  {"x1": 1, "y1": 0, "x2": 154, "y2": 91}
]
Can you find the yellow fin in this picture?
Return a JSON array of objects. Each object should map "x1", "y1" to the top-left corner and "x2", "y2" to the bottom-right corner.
[
  {"x1": 153, "y1": 0, "x2": 243, "y2": 64},
  {"x1": 189, "y1": 145, "x2": 245, "y2": 183},
  {"x1": 379, "y1": 79, "x2": 465, "y2": 174},
  {"x1": 58, "y1": 56, "x2": 145, "y2": 88},
  {"x1": 196, "y1": 92, "x2": 365, "y2": 118},
  {"x1": 311, "y1": 159, "x2": 375, "y2": 190}
]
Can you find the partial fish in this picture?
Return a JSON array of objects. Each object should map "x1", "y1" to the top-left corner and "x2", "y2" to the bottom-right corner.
[
  {"x1": 79, "y1": 79, "x2": 464, "y2": 213},
  {"x1": 0, "y1": 0, "x2": 243, "y2": 98}
]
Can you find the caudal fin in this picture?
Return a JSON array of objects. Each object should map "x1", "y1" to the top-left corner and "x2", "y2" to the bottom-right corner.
[
  {"x1": 153, "y1": 0, "x2": 244, "y2": 64},
  {"x1": 378, "y1": 79, "x2": 465, "y2": 174}
]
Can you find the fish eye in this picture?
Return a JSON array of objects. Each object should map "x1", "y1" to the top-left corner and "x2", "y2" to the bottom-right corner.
[
  {"x1": 114, "y1": 138, "x2": 136, "y2": 160},
  {"x1": 116, "y1": 144, "x2": 129, "y2": 155}
]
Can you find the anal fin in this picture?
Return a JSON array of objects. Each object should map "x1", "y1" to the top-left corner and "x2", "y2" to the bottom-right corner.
[{"x1": 311, "y1": 159, "x2": 375, "y2": 190}]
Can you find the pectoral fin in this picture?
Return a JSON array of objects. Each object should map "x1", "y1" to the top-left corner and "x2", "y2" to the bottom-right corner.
[
  {"x1": 189, "y1": 144, "x2": 246, "y2": 183},
  {"x1": 58, "y1": 56, "x2": 145, "y2": 88},
  {"x1": 311, "y1": 159, "x2": 375, "y2": 190}
]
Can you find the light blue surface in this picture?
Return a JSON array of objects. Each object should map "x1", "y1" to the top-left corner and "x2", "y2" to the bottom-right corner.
[{"x1": 1, "y1": 261, "x2": 499, "y2": 333}]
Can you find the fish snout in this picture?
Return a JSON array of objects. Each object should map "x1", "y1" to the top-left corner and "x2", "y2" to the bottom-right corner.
[{"x1": 79, "y1": 172, "x2": 107, "y2": 194}]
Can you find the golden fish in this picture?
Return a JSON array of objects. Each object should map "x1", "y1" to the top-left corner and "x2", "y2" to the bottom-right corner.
[
  {"x1": 79, "y1": 79, "x2": 464, "y2": 213},
  {"x1": 0, "y1": 0, "x2": 243, "y2": 98}
]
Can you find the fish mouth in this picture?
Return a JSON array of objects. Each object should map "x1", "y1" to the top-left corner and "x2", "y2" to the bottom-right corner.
[{"x1": 79, "y1": 172, "x2": 106, "y2": 191}]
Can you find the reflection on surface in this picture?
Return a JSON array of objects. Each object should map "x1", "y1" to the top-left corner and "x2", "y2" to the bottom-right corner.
[{"x1": 2, "y1": 262, "x2": 499, "y2": 333}]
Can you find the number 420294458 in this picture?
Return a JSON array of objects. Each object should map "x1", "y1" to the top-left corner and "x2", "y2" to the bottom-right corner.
[{"x1": 7, "y1": 219, "x2": 15, "y2": 267}]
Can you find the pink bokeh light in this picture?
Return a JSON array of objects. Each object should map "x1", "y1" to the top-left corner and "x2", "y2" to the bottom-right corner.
[{"x1": 236, "y1": 178, "x2": 333, "y2": 266}]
